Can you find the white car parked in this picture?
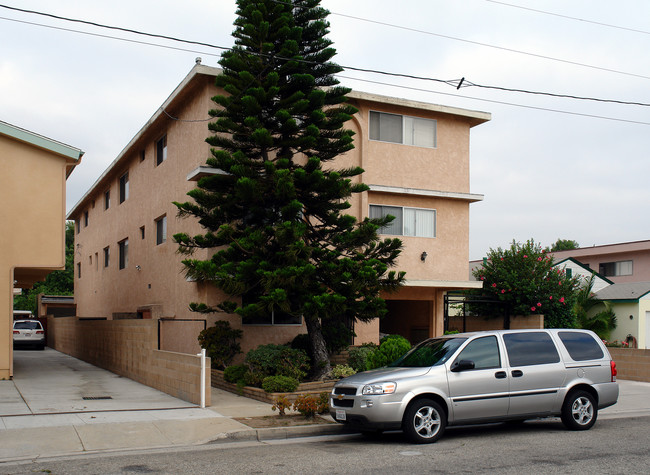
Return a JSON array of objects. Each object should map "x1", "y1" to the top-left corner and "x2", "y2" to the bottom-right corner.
[{"x1": 13, "y1": 319, "x2": 45, "y2": 350}]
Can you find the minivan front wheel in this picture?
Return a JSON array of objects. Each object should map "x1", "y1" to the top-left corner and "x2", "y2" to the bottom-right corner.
[
  {"x1": 403, "y1": 399, "x2": 446, "y2": 443},
  {"x1": 561, "y1": 390, "x2": 597, "y2": 430}
]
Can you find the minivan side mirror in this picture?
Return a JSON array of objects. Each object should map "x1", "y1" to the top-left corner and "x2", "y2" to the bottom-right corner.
[{"x1": 451, "y1": 359, "x2": 475, "y2": 372}]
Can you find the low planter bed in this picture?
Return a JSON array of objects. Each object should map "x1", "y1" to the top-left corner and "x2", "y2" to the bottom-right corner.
[{"x1": 211, "y1": 369, "x2": 336, "y2": 404}]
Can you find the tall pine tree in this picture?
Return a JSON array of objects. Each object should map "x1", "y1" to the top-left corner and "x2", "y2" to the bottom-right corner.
[{"x1": 174, "y1": 0, "x2": 404, "y2": 379}]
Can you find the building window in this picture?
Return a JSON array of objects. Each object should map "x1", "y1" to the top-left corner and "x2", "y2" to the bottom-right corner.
[
  {"x1": 599, "y1": 260, "x2": 633, "y2": 277},
  {"x1": 118, "y1": 239, "x2": 129, "y2": 270},
  {"x1": 369, "y1": 111, "x2": 436, "y2": 148},
  {"x1": 119, "y1": 172, "x2": 129, "y2": 203},
  {"x1": 241, "y1": 292, "x2": 302, "y2": 325},
  {"x1": 103, "y1": 246, "x2": 110, "y2": 267},
  {"x1": 77, "y1": 262, "x2": 81, "y2": 279},
  {"x1": 140, "y1": 150, "x2": 145, "y2": 162},
  {"x1": 75, "y1": 219, "x2": 80, "y2": 234},
  {"x1": 104, "y1": 190, "x2": 110, "y2": 210},
  {"x1": 369, "y1": 204, "x2": 436, "y2": 238},
  {"x1": 156, "y1": 135, "x2": 167, "y2": 166},
  {"x1": 155, "y1": 215, "x2": 167, "y2": 245},
  {"x1": 140, "y1": 226, "x2": 145, "y2": 240},
  {"x1": 83, "y1": 210, "x2": 89, "y2": 227}
]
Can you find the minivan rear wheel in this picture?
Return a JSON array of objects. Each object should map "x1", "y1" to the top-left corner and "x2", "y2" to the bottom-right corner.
[
  {"x1": 402, "y1": 399, "x2": 446, "y2": 444},
  {"x1": 561, "y1": 390, "x2": 597, "y2": 430}
]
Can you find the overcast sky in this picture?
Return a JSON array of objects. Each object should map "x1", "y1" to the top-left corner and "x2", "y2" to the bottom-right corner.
[{"x1": 2, "y1": 0, "x2": 649, "y2": 259}]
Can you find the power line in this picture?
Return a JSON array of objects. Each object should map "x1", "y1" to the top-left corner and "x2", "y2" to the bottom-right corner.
[
  {"x1": 484, "y1": 0, "x2": 650, "y2": 36},
  {"x1": 1, "y1": 3, "x2": 649, "y2": 113},
  {"x1": 337, "y1": 75, "x2": 650, "y2": 126}
]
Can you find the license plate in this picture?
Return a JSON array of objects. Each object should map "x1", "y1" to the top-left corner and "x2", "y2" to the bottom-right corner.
[{"x1": 336, "y1": 410, "x2": 346, "y2": 421}]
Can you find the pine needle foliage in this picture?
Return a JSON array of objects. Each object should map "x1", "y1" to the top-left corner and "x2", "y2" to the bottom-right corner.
[{"x1": 174, "y1": 0, "x2": 404, "y2": 379}]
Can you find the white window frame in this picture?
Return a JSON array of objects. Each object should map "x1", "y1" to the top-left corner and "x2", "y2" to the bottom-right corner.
[
  {"x1": 369, "y1": 110, "x2": 437, "y2": 148},
  {"x1": 369, "y1": 204, "x2": 436, "y2": 238}
]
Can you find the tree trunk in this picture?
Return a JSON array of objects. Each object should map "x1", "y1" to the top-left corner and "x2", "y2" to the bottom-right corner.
[{"x1": 305, "y1": 316, "x2": 331, "y2": 380}]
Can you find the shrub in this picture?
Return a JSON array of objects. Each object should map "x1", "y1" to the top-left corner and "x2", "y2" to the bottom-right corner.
[
  {"x1": 261, "y1": 375, "x2": 300, "y2": 393},
  {"x1": 293, "y1": 393, "x2": 329, "y2": 418},
  {"x1": 367, "y1": 335, "x2": 411, "y2": 370},
  {"x1": 317, "y1": 392, "x2": 329, "y2": 414},
  {"x1": 223, "y1": 364, "x2": 248, "y2": 384},
  {"x1": 245, "y1": 344, "x2": 310, "y2": 386},
  {"x1": 272, "y1": 395, "x2": 292, "y2": 416},
  {"x1": 330, "y1": 364, "x2": 356, "y2": 379},
  {"x1": 347, "y1": 343, "x2": 377, "y2": 372},
  {"x1": 197, "y1": 320, "x2": 243, "y2": 369}
]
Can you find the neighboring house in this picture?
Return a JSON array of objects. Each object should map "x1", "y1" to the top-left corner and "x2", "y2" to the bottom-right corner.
[
  {"x1": 550, "y1": 240, "x2": 650, "y2": 284},
  {"x1": 67, "y1": 63, "x2": 490, "y2": 354},
  {"x1": 1, "y1": 120, "x2": 83, "y2": 379},
  {"x1": 553, "y1": 258, "x2": 613, "y2": 292},
  {"x1": 593, "y1": 282, "x2": 650, "y2": 349}
]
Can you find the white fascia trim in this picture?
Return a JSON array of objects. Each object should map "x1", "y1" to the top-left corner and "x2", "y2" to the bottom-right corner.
[
  {"x1": 187, "y1": 166, "x2": 228, "y2": 181},
  {"x1": 368, "y1": 184, "x2": 484, "y2": 202},
  {"x1": 403, "y1": 280, "x2": 484, "y2": 289},
  {"x1": 0, "y1": 120, "x2": 83, "y2": 161}
]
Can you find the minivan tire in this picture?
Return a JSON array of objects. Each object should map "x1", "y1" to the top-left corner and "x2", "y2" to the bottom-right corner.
[
  {"x1": 402, "y1": 399, "x2": 446, "y2": 443},
  {"x1": 561, "y1": 390, "x2": 597, "y2": 430}
]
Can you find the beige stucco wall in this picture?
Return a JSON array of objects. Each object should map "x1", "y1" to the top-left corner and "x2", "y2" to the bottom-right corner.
[{"x1": 1, "y1": 133, "x2": 74, "y2": 378}]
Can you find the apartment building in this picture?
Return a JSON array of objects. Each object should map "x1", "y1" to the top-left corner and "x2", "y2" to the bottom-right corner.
[{"x1": 67, "y1": 63, "x2": 490, "y2": 353}]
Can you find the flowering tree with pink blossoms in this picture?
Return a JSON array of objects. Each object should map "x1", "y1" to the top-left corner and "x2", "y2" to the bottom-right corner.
[{"x1": 473, "y1": 239, "x2": 580, "y2": 328}]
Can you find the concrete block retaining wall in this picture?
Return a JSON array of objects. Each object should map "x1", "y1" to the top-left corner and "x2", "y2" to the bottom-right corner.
[
  {"x1": 609, "y1": 348, "x2": 650, "y2": 382},
  {"x1": 47, "y1": 316, "x2": 210, "y2": 405}
]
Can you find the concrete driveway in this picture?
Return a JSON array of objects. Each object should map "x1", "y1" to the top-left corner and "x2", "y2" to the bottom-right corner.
[{"x1": 0, "y1": 348, "x2": 196, "y2": 416}]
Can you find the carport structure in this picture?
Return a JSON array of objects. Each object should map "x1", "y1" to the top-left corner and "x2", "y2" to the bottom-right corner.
[{"x1": 0, "y1": 120, "x2": 82, "y2": 379}]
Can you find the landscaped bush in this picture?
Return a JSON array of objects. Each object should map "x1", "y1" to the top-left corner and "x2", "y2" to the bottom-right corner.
[
  {"x1": 367, "y1": 334, "x2": 411, "y2": 370},
  {"x1": 347, "y1": 343, "x2": 377, "y2": 372},
  {"x1": 245, "y1": 344, "x2": 310, "y2": 385},
  {"x1": 261, "y1": 375, "x2": 300, "y2": 393},
  {"x1": 330, "y1": 364, "x2": 356, "y2": 379},
  {"x1": 293, "y1": 393, "x2": 329, "y2": 418},
  {"x1": 223, "y1": 364, "x2": 249, "y2": 384},
  {"x1": 197, "y1": 320, "x2": 243, "y2": 369}
]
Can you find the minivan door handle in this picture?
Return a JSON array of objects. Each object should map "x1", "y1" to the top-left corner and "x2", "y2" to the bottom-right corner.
[
  {"x1": 495, "y1": 371, "x2": 507, "y2": 379},
  {"x1": 511, "y1": 370, "x2": 524, "y2": 377}
]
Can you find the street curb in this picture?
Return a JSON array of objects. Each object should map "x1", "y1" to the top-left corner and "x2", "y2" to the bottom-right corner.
[{"x1": 208, "y1": 423, "x2": 358, "y2": 444}]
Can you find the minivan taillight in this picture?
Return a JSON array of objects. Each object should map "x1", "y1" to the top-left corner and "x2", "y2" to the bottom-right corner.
[
  {"x1": 36, "y1": 330, "x2": 44, "y2": 334},
  {"x1": 610, "y1": 360, "x2": 617, "y2": 382},
  {"x1": 13, "y1": 330, "x2": 19, "y2": 334}
]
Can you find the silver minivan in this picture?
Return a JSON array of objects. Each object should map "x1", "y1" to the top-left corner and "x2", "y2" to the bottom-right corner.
[{"x1": 330, "y1": 329, "x2": 618, "y2": 443}]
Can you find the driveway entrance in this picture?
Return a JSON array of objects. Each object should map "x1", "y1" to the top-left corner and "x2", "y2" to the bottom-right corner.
[{"x1": 0, "y1": 349, "x2": 196, "y2": 416}]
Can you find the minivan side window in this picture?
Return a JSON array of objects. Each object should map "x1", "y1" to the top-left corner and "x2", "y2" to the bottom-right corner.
[
  {"x1": 454, "y1": 336, "x2": 501, "y2": 370},
  {"x1": 503, "y1": 332, "x2": 560, "y2": 367},
  {"x1": 559, "y1": 331, "x2": 604, "y2": 361}
]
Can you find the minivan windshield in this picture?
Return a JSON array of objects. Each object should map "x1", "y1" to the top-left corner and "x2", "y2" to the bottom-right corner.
[{"x1": 388, "y1": 337, "x2": 466, "y2": 368}]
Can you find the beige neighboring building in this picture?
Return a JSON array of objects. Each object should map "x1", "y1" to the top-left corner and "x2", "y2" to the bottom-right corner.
[
  {"x1": 67, "y1": 63, "x2": 490, "y2": 354},
  {"x1": 1, "y1": 120, "x2": 82, "y2": 379}
]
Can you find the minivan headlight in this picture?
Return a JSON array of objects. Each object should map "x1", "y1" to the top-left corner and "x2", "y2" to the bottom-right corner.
[{"x1": 362, "y1": 382, "x2": 396, "y2": 395}]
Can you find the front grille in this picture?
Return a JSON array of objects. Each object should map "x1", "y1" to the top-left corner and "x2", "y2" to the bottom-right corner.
[
  {"x1": 332, "y1": 399, "x2": 354, "y2": 408},
  {"x1": 334, "y1": 387, "x2": 357, "y2": 396}
]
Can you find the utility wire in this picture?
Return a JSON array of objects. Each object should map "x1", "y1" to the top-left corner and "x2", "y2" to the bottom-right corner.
[
  {"x1": 338, "y1": 75, "x2": 650, "y2": 126},
  {"x1": 1, "y1": 4, "x2": 649, "y2": 112},
  {"x1": 484, "y1": 0, "x2": 650, "y2": 36}
]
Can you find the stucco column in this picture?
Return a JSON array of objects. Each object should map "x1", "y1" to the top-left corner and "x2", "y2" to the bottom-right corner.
[{"x1": 1, "y1": 267, "x2": 13, "y2": 379}]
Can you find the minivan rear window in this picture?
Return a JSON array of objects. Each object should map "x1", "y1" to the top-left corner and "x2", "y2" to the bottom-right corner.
[
  {"x1": 559, "y1": 331, "x2": 604, "y2": 361},
  {"x1": 14, "y1": 321, "x2": 42, "y2": 330},
  {"x1": 503, "y1": 332, "x2": 560, "y2": 367}
]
